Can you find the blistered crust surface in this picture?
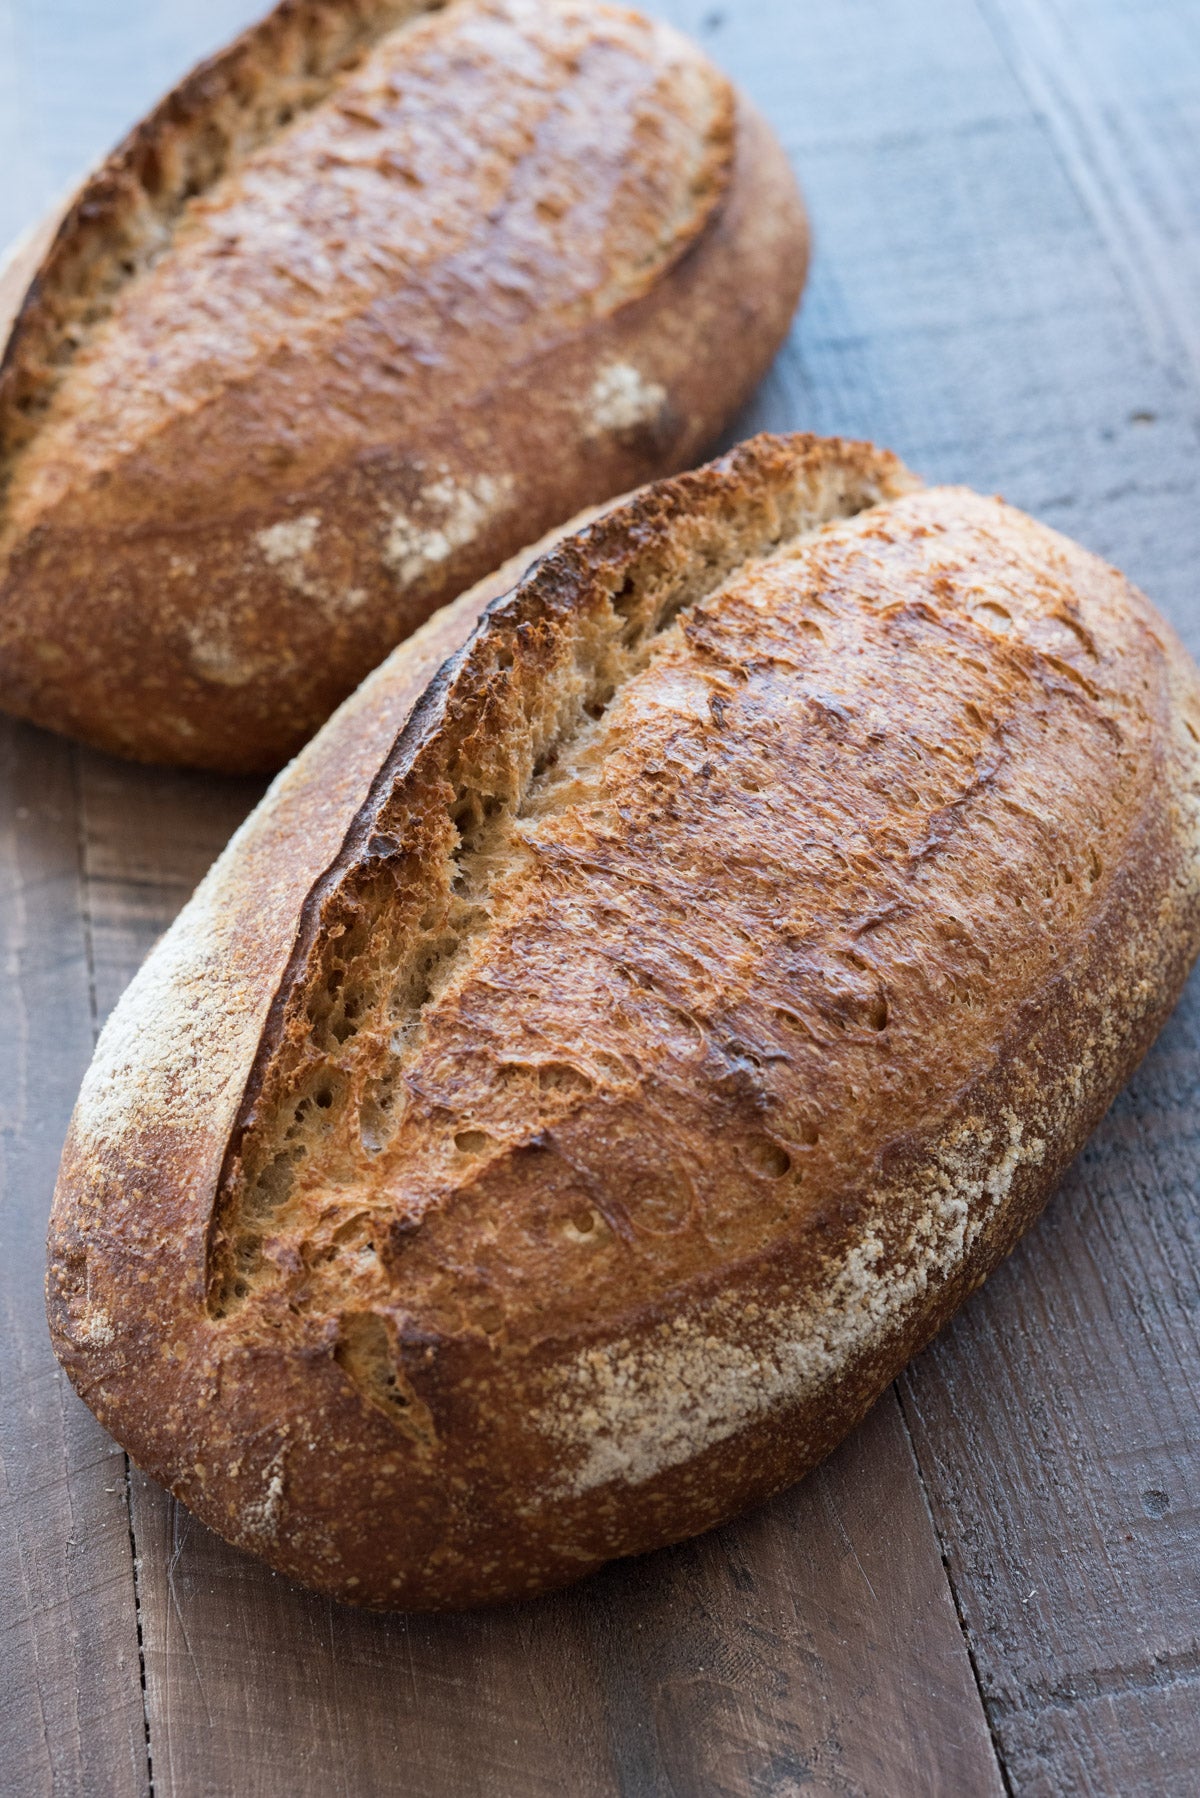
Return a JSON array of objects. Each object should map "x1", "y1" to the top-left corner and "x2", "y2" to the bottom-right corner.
[
  {"x1": 5, "y1": 0, "x2": 729, "y2": 534},
  {"x1": 0, "y1": 0, "x2": 810, "y2": 773},
  {"x1": 213, "y1": 488, "x2": 1157, "y2": 1337},
  {"x1": 46, "y1": 434, "x2": 1200, "y2": 1609}
]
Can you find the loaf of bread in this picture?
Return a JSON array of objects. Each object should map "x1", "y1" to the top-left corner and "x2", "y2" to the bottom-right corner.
[
  {"x1": 0, "y1": 0, "x2": 806, "y2": 773},
  {"x1": 47, "y1": 433, "x2": 1200, "y2": 1610}
]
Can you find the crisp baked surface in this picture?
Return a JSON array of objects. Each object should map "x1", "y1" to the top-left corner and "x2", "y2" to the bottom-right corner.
[
  {"x1": 0, "y1": 0, "x2": 807, "y2": 771},
  {"x1": 5, "y1": 1, "x2": 725, "y2": 530},
  {"x1": 47, "y1": 434, "x2": 1200, "y2": 1610}
]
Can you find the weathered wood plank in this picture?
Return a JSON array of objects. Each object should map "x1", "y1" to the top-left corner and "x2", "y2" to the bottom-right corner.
[
  {"x1": 76, "y1": 755, "x2": 263, "y2": 1026},
  {"x1": 119, "y1": 1386, "x2": 1003, "y2": 1798},
  {"x1": 976, "y1": 0, "x2": 1200, "y2": 386},
  {"x1": 0, "y1": 727, "x2": 147, "y2": 1798},
  {"x1": 582, "y1": 1399, "x2": 1005, "y2": 1798},
  {"x1": 128, "y1": 1467, "x2": 618, "y2": 1798},
  {"x1": 885, "y1": 0, "x2": 1200, "y2": 1788}
]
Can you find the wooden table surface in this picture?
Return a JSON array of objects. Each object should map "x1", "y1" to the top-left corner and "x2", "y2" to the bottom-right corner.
[{"x1": 3, "y1": 2, "x2": 1199, "y2": 1793}]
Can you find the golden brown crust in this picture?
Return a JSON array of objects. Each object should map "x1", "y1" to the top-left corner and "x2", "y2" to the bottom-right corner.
[
  {"x1": 0, "y1": 0, "x2": 807, "y2": 773},
  {"x1": 46, "y1": 433, "x2": 1200, "y2": 1610}
]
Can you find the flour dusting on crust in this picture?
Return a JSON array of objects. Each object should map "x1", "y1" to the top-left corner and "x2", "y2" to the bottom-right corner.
[
  {"x1": 257, "y1": 513, "x2": 321, "y2": 569},
  {"x1": 255, "y1": 512, "x2": 367, "y2": 613},
  {"x1": 241, "y1": 1448, "x2": 288, "y2": 1542},
  {"x1": 538, "y1": 1111, "x2": 1043, "y2": 1496},
  {"x1": 586, "y1": 361, "x2": 667, "y2": 435},
  {"x1": 384, "y1": 473, "x2": 513, "y2": 585}
]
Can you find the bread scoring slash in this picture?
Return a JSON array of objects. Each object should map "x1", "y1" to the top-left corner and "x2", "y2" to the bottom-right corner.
[
  {"x1": 47, "y1": 434, "x2": 1200, "y2": 1610},
  {"x1": 0, "y1": 0, "x2": 807, "y2": 773}
]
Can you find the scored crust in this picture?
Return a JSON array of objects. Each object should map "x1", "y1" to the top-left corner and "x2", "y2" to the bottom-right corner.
[
  {"x1": 0, "y1": 0, "x2": 808, "y2": 772},
  {"x1": 47, "y1": 433, "x2": 1200, "y2": 1610}
]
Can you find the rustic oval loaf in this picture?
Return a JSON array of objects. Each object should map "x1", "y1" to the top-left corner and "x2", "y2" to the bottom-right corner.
[
  {"x1": 0, "y1": 0, "x2": 806, "y2": 773},
  {"x1": 48, "y1": 434, "x2": 1200, "y2": 1610}
]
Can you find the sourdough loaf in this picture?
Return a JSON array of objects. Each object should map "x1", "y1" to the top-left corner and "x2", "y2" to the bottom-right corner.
[
  {"x1": 0, "y1": 0, "x2": 806, "y2": 773},
  {"x1": 47, "y1": 433, "x2": 1200, "y2": 1610}
]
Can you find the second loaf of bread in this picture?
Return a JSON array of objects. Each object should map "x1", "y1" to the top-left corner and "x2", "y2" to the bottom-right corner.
[{"x1": 0, "y1": 0, "x2": 806, "y2": 772}]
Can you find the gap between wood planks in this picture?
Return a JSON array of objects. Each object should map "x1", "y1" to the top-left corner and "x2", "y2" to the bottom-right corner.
[
  {"x1": 69, "y1": 737, "x2": 156, "y2": 1798},
  {"x1": 893, "y1": 1378, "x2": 1017, "y2": 1798}
]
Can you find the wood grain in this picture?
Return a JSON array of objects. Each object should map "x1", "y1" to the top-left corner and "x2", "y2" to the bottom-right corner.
[
  {"x1": 580, "y1": 1400, "x2": 1005, "y2": 1798},
  {"x1": 2, "y1": 0, "x2": 1200, "y2": 1792},
  {"x1": 0, "y1": 726, "x2": 147, "y2": 1798}
]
